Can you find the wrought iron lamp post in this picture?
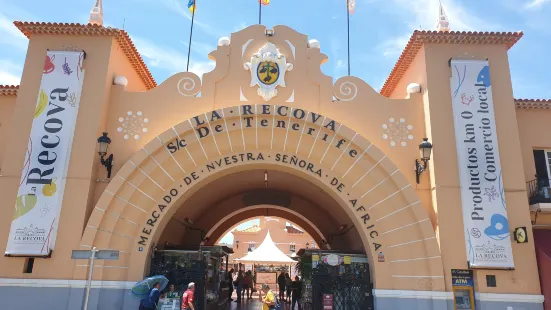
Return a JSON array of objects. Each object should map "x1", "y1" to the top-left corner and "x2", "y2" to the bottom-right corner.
[{"x1": 415, "y1": 138, "x2": 433, "y2": 184}]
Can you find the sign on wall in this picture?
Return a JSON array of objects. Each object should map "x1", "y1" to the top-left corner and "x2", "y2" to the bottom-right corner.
[
  {"x1": 450, "y1": 59, "x2": 514, "y2": 268},
  {"x1": 5, "y1": 51, "x2": 85, "y2": 256}
]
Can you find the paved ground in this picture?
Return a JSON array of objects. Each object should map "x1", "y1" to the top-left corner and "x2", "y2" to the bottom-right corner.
[{"x1": 225, "y1": 298, "x2": 301, "y2": 309}]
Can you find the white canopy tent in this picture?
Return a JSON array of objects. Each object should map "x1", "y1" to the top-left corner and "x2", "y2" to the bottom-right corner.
[{"x1": 236, "y1": 231, "x2": 296, "y2": 265}]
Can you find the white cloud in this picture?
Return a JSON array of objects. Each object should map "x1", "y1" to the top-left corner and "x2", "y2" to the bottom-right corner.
[
  {"x1": 378, "y1": 0, "x2": 501, "y2": 31},
  {"x1": 0, "y1": 12, "x2": 28, "y2": 50},
  {"x1": 180, "y1": 39, "x2": 217, "y2": 56},
  {"x1": 133, "y1": 37, "x2": 215, "y2": 77},
  {"x1": 233, "y1": 22, "x2": 248, "y2": 33},
  {"x1": 0, "y1": 59, "x2": 22, "y2": 85},
  {"x1": 377, "y1": 34, "x2": 410, "y2": 58},
  {"x1": 162, "y1": 0, "x2": 225, "y2": 38},
  {"x1": 526, "y1": 0, "x2": 550, "y2": 8},
  {"x1": 330, "y1": 37, "x2": 347, "y2": 77}
]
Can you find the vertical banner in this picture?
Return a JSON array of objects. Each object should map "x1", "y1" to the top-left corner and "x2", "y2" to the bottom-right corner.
[
  {"x1": 5, "y1": 51, "x2": 85, "y2": 256},
  {"x1": 450, "y1": 59, "x2": 514, "y2": 268}
]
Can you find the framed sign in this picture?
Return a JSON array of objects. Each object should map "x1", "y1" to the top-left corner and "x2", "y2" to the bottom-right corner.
[{"x1": 256, "y1": 272, "x2": 276, "y2": 287}]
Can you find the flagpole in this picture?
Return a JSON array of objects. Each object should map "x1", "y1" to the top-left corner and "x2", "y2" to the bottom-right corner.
[
  {"x1": 346, "y1": 0, "x2": 351, "y2": 76},
  {"x1": 258, "y1": 1, "x2": 262, "y2": 24},
  {"x1": 186, "y1": 1, "x2": 196, "y2": 72}
]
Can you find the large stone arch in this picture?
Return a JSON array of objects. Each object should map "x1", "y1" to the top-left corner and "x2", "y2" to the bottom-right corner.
[{"x1": 77, "y1": 105, "x2": 445, "y2": 292}]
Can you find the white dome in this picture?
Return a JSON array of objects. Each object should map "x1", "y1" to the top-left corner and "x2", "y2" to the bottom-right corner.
[
  {"x1": 308, "y1": 39, "x2": 320, "y2": 49},
  {"x1": 406, "y1": 83, "x2": 421, "y2": 94},
  {"x1": 113, "y1": 76, "x2": 128, "y2": 87},
  {"x1": 218, "y1": 37, "x2": 230, "y2": 47}
]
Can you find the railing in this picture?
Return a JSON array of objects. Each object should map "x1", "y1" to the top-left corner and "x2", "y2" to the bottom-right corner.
[{"x1": 527, "y1": 179, "x2": 551, "y2": 205}]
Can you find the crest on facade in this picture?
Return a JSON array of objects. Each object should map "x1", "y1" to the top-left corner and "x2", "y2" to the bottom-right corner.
[{"x1": 244, "y1": 43, "x2": 293, "y2": 101}]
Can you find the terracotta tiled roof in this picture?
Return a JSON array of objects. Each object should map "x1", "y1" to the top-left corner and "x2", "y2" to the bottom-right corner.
[
  {"x1": 0, "y1": 85, "x2": 19, "y2": 96},
  {"x1": 285, "y1": 226, "x2": 304, "y2": 234},
  {"x1": 380, "y1": 30, "x2": 524, "y2": 97},
  {"x1": 515, "y1": 99, "x2": 551, "y2": 109},
  {"x1": 13, "y1": 21, "x2": 156, "y2": 90}
]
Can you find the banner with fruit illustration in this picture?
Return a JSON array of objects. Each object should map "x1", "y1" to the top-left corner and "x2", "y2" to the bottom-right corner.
[{"x1": 5, "y1": 51, "x2": 85, "y2": 256}]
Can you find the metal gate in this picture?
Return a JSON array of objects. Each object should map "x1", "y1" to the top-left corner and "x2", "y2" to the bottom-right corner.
[
  {"x1": 150, "y1": 255, "x2": 207, "y2": 310},
  {"x1": 311, "y1": 264, "x2": 374, "y2": 310}
]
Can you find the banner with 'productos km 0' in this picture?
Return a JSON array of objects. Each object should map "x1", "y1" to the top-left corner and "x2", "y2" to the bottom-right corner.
[
  {"x1": 450, "y1": 59, "x2": 514, "y2": 268},
  {"x1": 5, "y1": 51, "x2": 85, "y2": 256}
]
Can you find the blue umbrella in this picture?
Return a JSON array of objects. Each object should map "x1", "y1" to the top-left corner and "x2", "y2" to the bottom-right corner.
[{"x1": 131, "y1": 275, "x2": 169, "y2": 299}]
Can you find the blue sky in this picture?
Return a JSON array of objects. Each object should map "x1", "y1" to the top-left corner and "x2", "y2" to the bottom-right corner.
[{"x1": 0, "y1": 0, "x2": 550, "y2": 99}]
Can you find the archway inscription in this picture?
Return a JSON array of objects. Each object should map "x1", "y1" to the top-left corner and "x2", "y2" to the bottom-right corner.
[{"x1": 80, "y1": 104, "x2": 444, "y2": 291}]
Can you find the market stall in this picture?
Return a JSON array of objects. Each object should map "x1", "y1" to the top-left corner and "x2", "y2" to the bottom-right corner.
[
  {"x1": 149, "y1": 245, "x2": 233, "y2": 310},
  {"x1": 235, "y1": 232, "x2": 298, "y2": 292},
  {"x1": 296, "y1": 249, "x2": 374, "y2": 310}
]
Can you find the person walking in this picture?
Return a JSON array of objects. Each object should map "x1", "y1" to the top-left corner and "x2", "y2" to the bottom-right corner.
[
  {"x1": 277, "y1": 272, "x2": 286, "y2": 301},
  {"x1": 284, "y1": 273, "x2": 293, "y2": 303},
  {"x1": 181, "y1": 282, "x2": 196, "y2": 310},
  {"x1": 139, "y1": 282, "x2": 161, "y2": 310},
  {"x1": 234, "y1": 270, "x2": 244, "y2": 303},
  {"x1": 291, "y1": 276, "x2": 303, "y2": 310},
  {"x1": 227, "y1": 268, "x2": 235, "y2": 301}
]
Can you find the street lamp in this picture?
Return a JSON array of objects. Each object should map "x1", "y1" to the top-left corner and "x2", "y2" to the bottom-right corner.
[
  {"x1": 306, "y1": 242, "x2": 310, "y2": 249},
  {"x1": 415, "y1": 138, "x2": 433, "y2": 184},
  {"x1": 97, "y1": 132, "x2": 114, "y2": 178}
]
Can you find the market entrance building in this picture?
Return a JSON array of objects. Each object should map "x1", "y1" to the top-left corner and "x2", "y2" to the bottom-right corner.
[{"x1": 0, "y1": 9, "x2": 549, "y2": 310}]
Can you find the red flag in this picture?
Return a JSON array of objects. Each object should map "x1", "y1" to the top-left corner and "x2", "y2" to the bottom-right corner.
[{"x1": 259, "y1": 0, "x2": 270, "y2": 6}]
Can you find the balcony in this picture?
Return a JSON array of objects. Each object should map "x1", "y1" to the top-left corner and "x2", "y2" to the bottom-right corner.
[{"x1": 527, "y1": 179, "x2": 551, "y2": 211}]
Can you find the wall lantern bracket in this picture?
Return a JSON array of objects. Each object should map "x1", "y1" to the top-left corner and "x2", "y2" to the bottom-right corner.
[
  {"x1": 415, "y1": 138, "x2": 433, "y2": 184},
  {"x1": 97, "y1": 132, "x2": 114, "y2": 179}
]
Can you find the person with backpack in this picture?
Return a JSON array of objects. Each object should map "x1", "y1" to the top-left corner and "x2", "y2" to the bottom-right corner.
[
  {"x1": 139, "y1": 282, "x2": 161, "y2": 310},
  {"x1": 181, "y1": 282, "x2": 195, "y2": 310},
  {"x1": 259, "y1": 284, "x2": 280, "y2": 310}
]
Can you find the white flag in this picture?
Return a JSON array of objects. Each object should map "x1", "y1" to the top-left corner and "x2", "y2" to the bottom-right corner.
[{"x1": 348, "y1": 0, "x2": 356, "y2": 13}]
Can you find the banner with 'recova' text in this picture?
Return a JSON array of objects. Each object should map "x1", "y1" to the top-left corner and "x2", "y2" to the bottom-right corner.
[
  {"x1": 450, "y1": 59, "x2": 514, "y2": 268},
  {"x1": 5, "y1": 51, "x2": 85, "y2": 256}
]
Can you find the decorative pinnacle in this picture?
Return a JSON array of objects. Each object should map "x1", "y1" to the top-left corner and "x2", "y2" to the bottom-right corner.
[
  {"x1": 89, "y1": 0, "x2": 103, "y2": 26},
  {"x1": 436, "y1": 0, "x2": 450, "y2": 32}
]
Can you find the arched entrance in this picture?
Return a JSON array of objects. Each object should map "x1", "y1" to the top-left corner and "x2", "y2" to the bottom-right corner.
[{"x1": 78, "y1": 105, "x2": 445, "y2": 293}]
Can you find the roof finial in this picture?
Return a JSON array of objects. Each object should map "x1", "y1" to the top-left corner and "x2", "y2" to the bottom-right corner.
[
  {"x1": 89, "y1": 0, "x2": 103, "y2": 26},
  {"x1": 436, "y1": 0, "x2": 450, "y2": 32}
]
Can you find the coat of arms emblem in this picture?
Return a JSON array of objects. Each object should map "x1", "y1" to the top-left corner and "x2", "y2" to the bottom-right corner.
[{"x1": 244, "y1": 43, "x2": 293, "y2": 101}]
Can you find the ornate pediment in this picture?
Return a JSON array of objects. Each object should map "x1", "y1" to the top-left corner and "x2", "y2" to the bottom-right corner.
[{"x1": 244, "y1": 42, "x2": 293, "y2": 101}]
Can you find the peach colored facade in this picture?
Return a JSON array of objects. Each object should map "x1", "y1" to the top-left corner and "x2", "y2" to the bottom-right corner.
[
  {"x1": 0, "y1": 19, "x2": 549, "y2": 310},
  {"x1": 225, "y1": 217, "x2": 314, "y2": 261}
]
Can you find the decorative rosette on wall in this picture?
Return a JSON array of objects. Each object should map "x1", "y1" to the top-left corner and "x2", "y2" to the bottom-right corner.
[
  {"x1": 381, "y1": 117, "x2": 414, "y2": 147},
  {"x1": 117, "y1": 111, "x2": 149, "y2": 140}
]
